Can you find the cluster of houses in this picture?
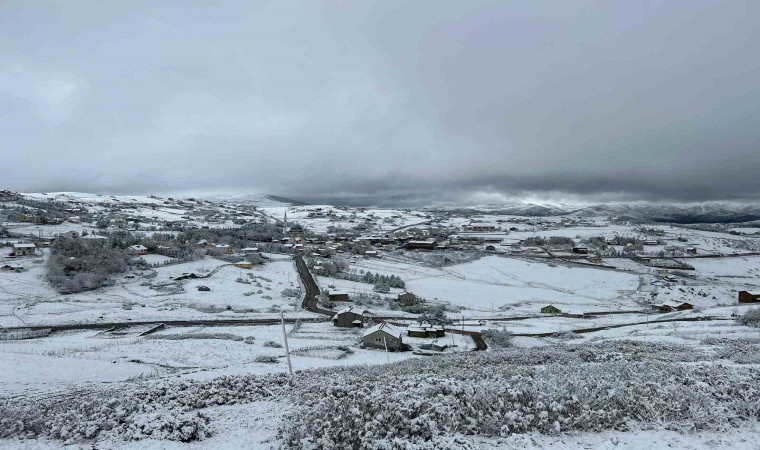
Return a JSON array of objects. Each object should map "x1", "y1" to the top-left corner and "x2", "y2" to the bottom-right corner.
[
  {"x1": 650, "y1": 302, "x2": 694, "y2": 312},
  {"x1": 326, "y1": 291, "x2": 420, "y2": 309},
  {"x1": 540, "y1": 301, "x2": 694, "y2": 316},
  {"x1": 330, "y1": 307, "x2": 447, "y2": 352}
]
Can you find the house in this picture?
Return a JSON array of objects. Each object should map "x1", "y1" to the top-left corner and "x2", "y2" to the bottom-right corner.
[
  {"x1": 362, "y1": 322, "x2": 404, "y2": 350},
  {"x1": 233, "y1": 261, "x2": 253, "y2": 269},
  {"x1": 214, "y1": 244, "x2": 234, "y2": 254},
  {"x1": 10, "y1": 243, "x2": 36, "y2": 257},
  {"x1": 587, "y1": 255, "x2": 602, "y2": 264},
  {"x1": 739, "y1": 291, "x2": 760, "y2": 304},
  {"x1": 572, "y1": 247, "x2": 589, "y2": 254},
  {"x1": 332, "y1": 307, "x2": 366, "y2": 328},
  {"x1": 652, "y1": 302, "x2": 694, "y2": 312},
  {"x1": 397, "y1": 292, "x2": 419, "y2": 307},
  {"x1": 241, "y1": 247, "x2": 259, "y2": 254},
  {"x1": 328, "y1": 290, "x2": 350, "y2": 302},
  {"x1": 405, "y1": 239, "x2": 437, "y2": 250},
  {"x1": 407, "y1": 324, "x2": 445, "y2": 338},
  {"x1": 541, "y1": 305, "x2": 562, "y2": 314},
  {"x1": 606, "y1": 239, "x2": 619, "y2": 245},
  {"x1": 685, "y1": 247, "x2": 697, "y2": 255},
  {"x1": 463, "y1": 225, "x2": 500, "y2": 232},
  {"x1": 126, "y1": 244, "x2": 148, "y2": 256},
  {"x1": 643, "y1": 239, "x2": 659, "y2": 245}
]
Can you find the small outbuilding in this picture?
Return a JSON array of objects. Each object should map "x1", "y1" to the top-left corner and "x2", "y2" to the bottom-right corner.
[
  {"x1": 332, "y1": 307, "x2": 366, "y2": 328},
  {"x1": 362, "y1": 322, "x2": 404, "y2": 351},
  {"x1": 407, "y1": 324, "x2": 445, "y2": 338},
  {"x1": 652, "y1": 302, "x2": 693, "y2": 312},
  {"x1": 328, "y1": 290, "x2": 350, "y2": 302},
  {"x1": 738, "y1": 291, "x2": 760, "y2": 304},
  {"x1": 420, "y1": 339, "x2": 448, "y2": 352},
  {"x1": 405, "y1": 239, "x2": 437, "y2": 250}
]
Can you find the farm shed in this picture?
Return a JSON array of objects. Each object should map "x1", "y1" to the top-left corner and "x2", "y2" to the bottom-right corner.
[
  {"x1": 332, "y1": 307, "x2": 366, "y2": 328},
  {"x1": 540, "y1": 305, "x2": 562, "y2": 314}
]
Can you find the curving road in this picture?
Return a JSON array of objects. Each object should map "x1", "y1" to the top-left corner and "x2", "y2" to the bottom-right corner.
[{"x1": 293, "y1": 255, "x2": 335, "y2": 316}]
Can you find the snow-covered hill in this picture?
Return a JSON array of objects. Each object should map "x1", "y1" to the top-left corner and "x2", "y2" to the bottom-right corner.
[
  {"x1": 210, "y1": 193, "x2": 308, "y2": 207},
  {"x1": 566, "y1": 202, "x2": 760, "y2": 223},
  {"x1": 442, "y1": 201, "x2": 760, "y2": 223}
]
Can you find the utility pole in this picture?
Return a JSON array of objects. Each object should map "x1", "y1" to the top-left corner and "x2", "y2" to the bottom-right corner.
[
  {"x1": 280, "y1": 312, "x2": 293, "y2": 383},
  {"x1": 383, "y1": 336, "x2": 390, "y2": 363}
]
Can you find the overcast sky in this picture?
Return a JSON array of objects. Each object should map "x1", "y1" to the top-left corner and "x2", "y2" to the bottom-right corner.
[{"x1": 2, "y1": 1, "x2": 759, "y2": 206}]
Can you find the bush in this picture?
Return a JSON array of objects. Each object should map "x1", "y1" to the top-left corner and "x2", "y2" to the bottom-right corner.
[
  {"x1": 146, "y1": 333, "x2": 244, "y2": 342},
  {"x1": 279, "y1": 346, "x2": 760, "y2": 448},
  {"x1": 737, "y1": 308, "x2": 760, "y2": 327},
  {"x1": 0, "y1": 374, "x2": 289, "y2": 442},
  {"x1": 263, "y1": 340, "x2": 283, "y2": 348},
  {"x1": 373, "y1": 282, "x2": 390, "y2": 293},
  {"x1": 281, "y1": 287, "x2": 303, "y2": 298},
  {"x1": 254, "y1": 355, "x2": 279, "y2": 364},
  {"x1": 481, "y1": 328, "x2": 513, "y2": 347}
]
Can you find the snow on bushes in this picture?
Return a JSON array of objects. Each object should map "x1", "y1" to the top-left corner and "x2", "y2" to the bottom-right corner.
[
  {"x1": 146, "y1": 332, "x2": 248, "y2": 342},
  {"x1": 279, "y1": 342, "x2": 760, "y2": 449},
  {"x1": 738, "y1": 308, "x2": 760, "y2": 327},
  {"x1": 3, "y1": 340, "x2": 760, "y2": 446},
  {"x1": 0, "y1": 374, "x2": 289, "y2": 443},
  {"x1": 481, "y1": 328, "x2": 513, "y2": 347},
  {"x1": 255, "y1": 355, "x2": 279, "y2": 364}
]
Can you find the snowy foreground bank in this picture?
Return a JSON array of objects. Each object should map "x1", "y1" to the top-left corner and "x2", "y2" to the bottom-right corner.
[{"x1": 1, "y1": 339, "x2": 759, "y2": 449}]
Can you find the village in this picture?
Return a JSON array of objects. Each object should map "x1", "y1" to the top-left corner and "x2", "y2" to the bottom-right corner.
[{"x1": 1, "y1": 191, "x2": 760, "y2": 448}]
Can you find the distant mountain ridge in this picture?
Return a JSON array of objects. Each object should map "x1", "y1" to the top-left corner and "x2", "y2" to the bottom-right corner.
[
  {"x1": 211, "y1": 193, "x2": 309, "y2": 207},
  {"x1": 446, "y1": 201, "x2": 760, "y2": 224}
]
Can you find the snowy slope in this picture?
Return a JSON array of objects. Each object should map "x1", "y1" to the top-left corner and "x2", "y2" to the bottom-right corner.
[{"x1": 210, "y1": 193, "x2": 307, "y2": 207}]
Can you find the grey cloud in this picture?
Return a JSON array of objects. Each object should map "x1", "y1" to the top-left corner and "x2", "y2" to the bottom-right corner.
[{"x1": 2, "y1": 1, "x2": 759, "y2": 206}]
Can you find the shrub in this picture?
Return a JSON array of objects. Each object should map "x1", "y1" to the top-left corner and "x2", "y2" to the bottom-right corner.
[
  {"x1": 263, "y1": 340, "x2": 283, "y2": 348},
  {"x1": 481, "y1": 328, "x2": 513, "y2": 347},
  {"x1": 281, "y1": 287, "x2": 303, "y2": 298},
  {"x1": 254, "y1": 355, "x2": 279, "y2": 364},
  {"x1": 279, "y1": 348, "x2": 760, "y2": 448},
  {"x1": 737, "y1": 308, "x2": 760, "y2": 327},
  {"x1": 146, "y1": 333, "x2": 244, "y2": 342}
]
